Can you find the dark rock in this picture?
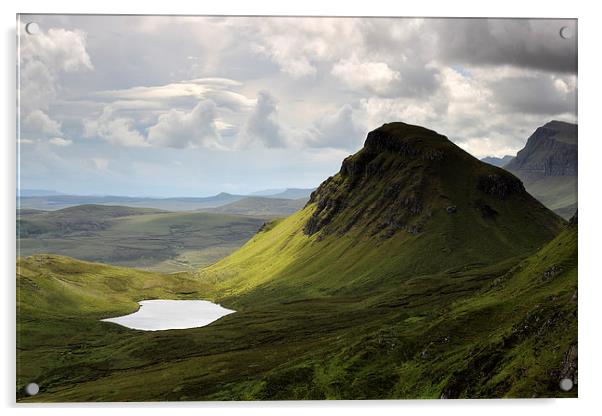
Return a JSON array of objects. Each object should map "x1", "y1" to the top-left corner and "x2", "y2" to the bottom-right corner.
[
  {"x1": 475, "y1": 200, "x2": 498, "y2": 219},
  {"x1": 543, "y1": 265, "x2": 563, "y2": 281},
  {"x1": 477, "y1": 174, "x2": 525, "y2": 199}
]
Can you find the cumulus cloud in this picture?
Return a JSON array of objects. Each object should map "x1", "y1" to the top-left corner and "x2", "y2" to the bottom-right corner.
[
  {"x1": 49, "y1": 137, "x2": 72, "y2": 146},
  {"x1": 22, "y1": 110, "x2": 62, "y2": 136},
  {"x1": 84, "y1": 103, "x2": 149, "y2": 147},
  {"x1": 238, "y1": 91, "x2": 288, "y2": 148},
  {"x1": 331, "y1": 57, "x2": 401, "y2": 95},
  {"x1": 248, "y1": 18, "x2": 362, "y2": 78},
  {"x1": 147, "y1": 100, "x2": 222, "y2": 149},
  {"x1": 19, "y1": 24, "x2": 93, "y2": 113},
  {"x1": 18, "y1": 15, "x2": 579, "y2": 195},
  {"x1": 19, "y1": 23, "x2": 93, "y2": 148},
  {"x1": 306, "y1": 104, "x2": 365, "y2": 150}
]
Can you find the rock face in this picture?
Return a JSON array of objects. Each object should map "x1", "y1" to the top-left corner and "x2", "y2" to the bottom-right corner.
[
  {"x1": 505, "y1": 121, "x2": 577, "y2": 219},
  {"x1": 304, "y1": 122, "x2": 562, "y2": 240},
  {"x1": 505, "y1": 121, "x2": 577, "y2": 179}
]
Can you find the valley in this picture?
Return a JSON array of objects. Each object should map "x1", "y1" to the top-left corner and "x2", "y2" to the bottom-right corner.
[
  {"x1": 16, "y1": 122, "x2": 577, "y2": 401},
  {"x1": 17, "y1": 206, "x2": 266, "y2": 272}
]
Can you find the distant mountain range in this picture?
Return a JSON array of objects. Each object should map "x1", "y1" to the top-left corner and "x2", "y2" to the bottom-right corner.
[
  {"x1": 17, "y1": 188, "x2": 315, "y2": 212},
  {"x1": 202, "y1": 196, "x2": 308, "y2": 217},
  {"x1": 505, "y1": 120, "x2": 577, "y2": 219},
  {"x1": 480, "y1": 155, "x2": 514, "y2": 167}
]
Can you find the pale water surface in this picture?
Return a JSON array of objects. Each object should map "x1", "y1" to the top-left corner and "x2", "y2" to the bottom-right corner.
[{"x1": 101, "y1": 299, "x2": 235, "y2": 331}]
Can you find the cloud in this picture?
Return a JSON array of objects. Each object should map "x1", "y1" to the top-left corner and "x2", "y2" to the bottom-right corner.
[
  {"x1": 248, "y1": 18, "x2": 362, "y2": 78},
  {"x1": 85, "y1": 112, "x2": 149, "y2": 148},
  {"x1": 18, "y1": 15, "x2": 579, "y2": 195},
  {"x1": 331, "y1": 57, "x2": 400, "y2": 95},
  {"x1": 238, "y1": 91, "x2": 288, "y2": 148},
  {"x1": 306, "y1": 104, "x2": 365, "y2": 150},
  {"x1": 22, "y1": 110, "x2": 62, "y2": 136},
  {"x1": 20, "y1": 27, "x2": 93, "y2": 73},
  {"x1": 19, "y1": 24, "x2": 93, "y2": 114},
  {"x1": 147, "y1": 100, "x2": 222, "y2": 149},
  {"x1": 49, "y1": 137, "x2": 73, "y2": 146},
  {"x1": 488, "y1": 74, "x2": 577, "y2": 115},
  {"x1": 19, "y1": 23, "x2": 93, "y2": 149},
  {"x1": 431, "y1": 19, "x2": 577, "y2": 73}
]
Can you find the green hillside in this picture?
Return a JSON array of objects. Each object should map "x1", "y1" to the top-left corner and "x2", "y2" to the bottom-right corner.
[
  {"x1": 17, "y1": 123, "x2": 575, "y2": 401},
  {"x1": 200, "y1": 123, "x2": 563, "y2": 305}
]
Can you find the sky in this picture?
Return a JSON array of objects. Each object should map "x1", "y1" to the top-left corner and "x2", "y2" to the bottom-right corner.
[{"x1": 17, "y1": 15, "x2": 577, "y2": 197}]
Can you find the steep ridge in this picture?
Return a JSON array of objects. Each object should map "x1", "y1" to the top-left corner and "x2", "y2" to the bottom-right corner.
[
  {"x1": 201, "y1": 122, "x2": 563, "y2": 305},
  {"x1": 505, "y1": 120, "x2": 577, "y2": 218}
]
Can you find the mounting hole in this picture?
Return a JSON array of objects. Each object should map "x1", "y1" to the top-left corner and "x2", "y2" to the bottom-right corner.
[
  {"x1": 25, "y1": 22, "x2": 40, "y2": 35},
  {"x1": 559, "y1": 378, "x2": 573, "y2": 391},
  {"x1": 24, "y1": 382, "x2": 39, "y2": 396},
  {"x1": 559, "y1": 26, "x2": 573, "y2": 40}
]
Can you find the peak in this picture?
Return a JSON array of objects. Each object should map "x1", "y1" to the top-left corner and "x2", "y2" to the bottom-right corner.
[
  {"x1": 372, "y1": 122, "x2": 441, "y2": 137},
  {"x1": 363, "y1": 122, "x2": 451, "y2": 156},
  {"x1": 543, "y1": 120, "x2": 576, "y2": 129},
  {"x1": 303, "y1": 122, "x2": 542, "y2": 239}
]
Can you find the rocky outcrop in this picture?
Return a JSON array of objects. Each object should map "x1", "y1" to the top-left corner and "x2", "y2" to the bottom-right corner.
[
  {"x1": 304, "y1": 122, "x2": 561, "y2": 240},
  {"x1": 477, "y1": 174, "x2": 525, "y2": 199},
  {"x1": 504, "y1": 121, "x2": 577, "y2": 219},
  {"x1": 505, "y1": 121, "x2": 577, "y2": 179}
]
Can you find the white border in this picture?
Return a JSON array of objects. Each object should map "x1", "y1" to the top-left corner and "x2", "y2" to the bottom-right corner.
[{"x1": 3, "y1": 1, "x2": 601, "y2": 415}]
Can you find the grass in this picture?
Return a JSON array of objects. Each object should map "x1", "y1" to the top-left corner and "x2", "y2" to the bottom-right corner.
[
  {"x1": 520, "y1": 175, "x2": 577, "y2": 219},
  {"x1": 18, "y1": 206, "x2": 265, "y2": 272},
  {"x1": 16, "y1": 224, "x2": 576, "y2": 401},
  {"x1": 16, "y1": 123, "x2": 577, "y2": 401}
]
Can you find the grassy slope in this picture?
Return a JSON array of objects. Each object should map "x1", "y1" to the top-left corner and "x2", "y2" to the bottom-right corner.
[
  {"x1": 520, "y1": 176, "x2": 577, "y2": 219},
  {"x1": 18, "y1": 208, "x2": 264, "y2": 272},
  {"x1": 199, "y1": 123, "x2": 563, "y2": 307},
  {"x1": 17, "y1": 222, "x2": 576, "y2": 401},
  {"x1": 17, "y1": 123, "x2": 574, "y2": 401}
]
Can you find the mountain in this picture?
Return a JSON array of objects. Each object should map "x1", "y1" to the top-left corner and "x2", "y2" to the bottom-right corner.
[
  {"x1": 17, "y1": 192, "x2": 245, "y2": 211},
  {"x1": 250, "y1": 188, "x2": 286, "y2": 196},
  {"x1": 202, "y1": 122, "x2": 563, "y2": 304},
  {"x1": 250, "y1": 188, "x2": 315, "y2": 199},
  {"x1": 505, "y1": 121, "x2": 577, "y2": 219},
  {"x1": 17, "y1": 122, "x2": 574, "y2": 401},
  {"x1": 202, "y1": 196, "x2": 308, "y2": 217},
  {"x1": 265, "y1": 188, "x2": 316, "y2": 199},
  {"x1": 480, "y1": 155, "x2": 514, "y2": 167}
]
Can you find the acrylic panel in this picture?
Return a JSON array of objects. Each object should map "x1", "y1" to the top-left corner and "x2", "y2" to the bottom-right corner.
[{"x1": 16, "y1": 14, "x2": 578, "y2": 402}]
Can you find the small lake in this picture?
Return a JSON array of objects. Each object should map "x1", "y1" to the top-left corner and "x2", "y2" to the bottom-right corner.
[{"x1": 101, "y1": 299, "x2": 235, "y2": 331}]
